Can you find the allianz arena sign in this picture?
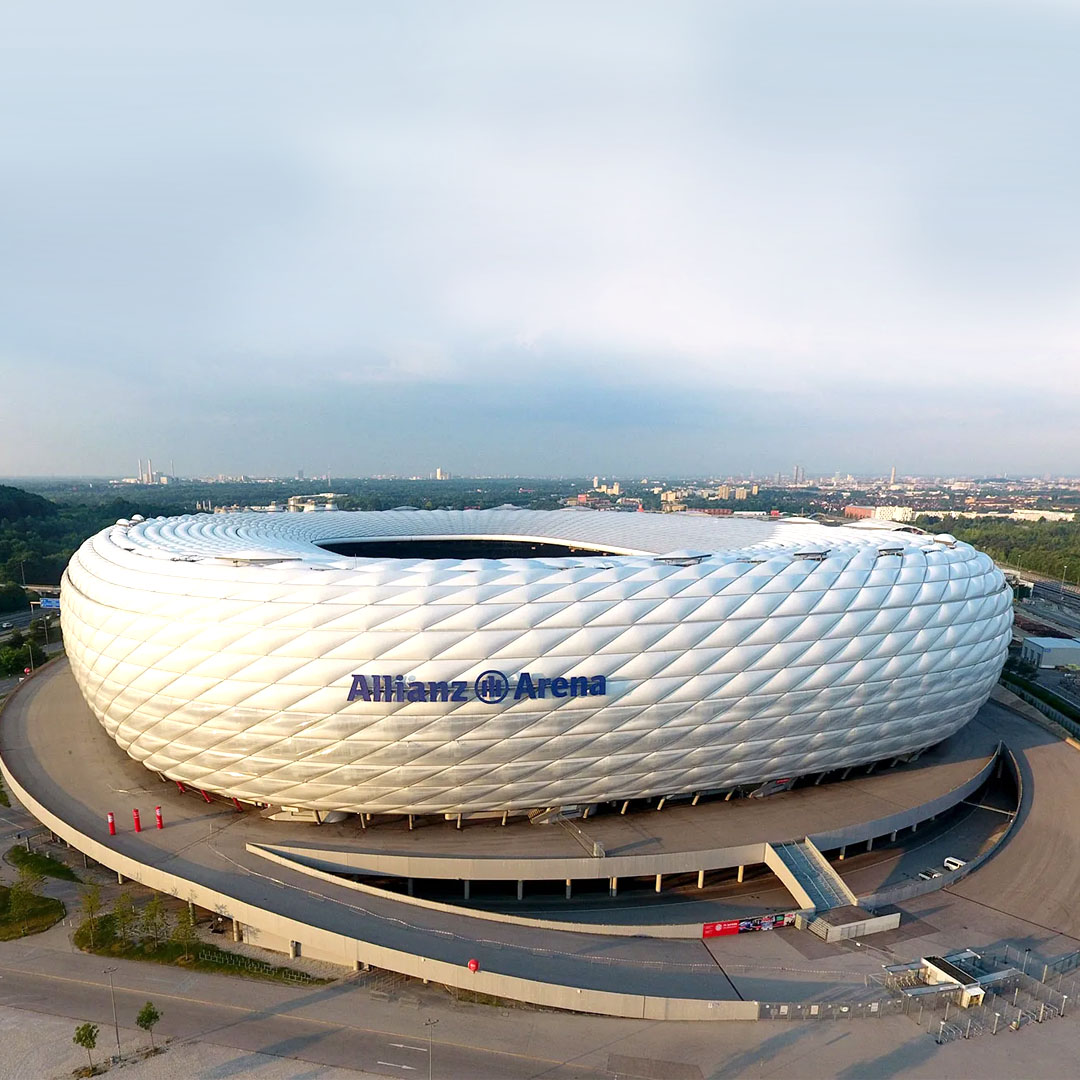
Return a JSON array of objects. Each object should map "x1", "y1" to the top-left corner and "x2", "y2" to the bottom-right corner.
[{"x1": 348, "y1": 671, "x2": 608, "y2": 705}]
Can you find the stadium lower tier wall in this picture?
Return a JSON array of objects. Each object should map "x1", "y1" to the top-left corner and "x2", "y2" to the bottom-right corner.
[{"x1": 0, "y1": 756, "x2": 755, "y2": 1021}]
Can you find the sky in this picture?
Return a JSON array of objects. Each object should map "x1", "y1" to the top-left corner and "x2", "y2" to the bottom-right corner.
[{"x1": 1, "y1": 1, "x2": 1078, "y2": 479}]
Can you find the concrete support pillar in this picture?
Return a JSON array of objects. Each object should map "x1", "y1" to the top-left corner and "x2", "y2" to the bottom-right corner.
[
  {"x1": 691, "y1": 793, "x2": 701, "y2": 806},
  {"x1": 867, "y1": 837, "x2": 874, "y2": 851},
  {"x1": 456, "y1": 813, "x2": 462, "y2": 831},
  {"x1": 231, "y1": 918, "x2": 241, "y2": 942},
  {"x1": 582, "y1": 805, "x2": 590, "y2": 820},
  {"x1": 841, "y1": 766, "x2": 853, "y2": 780},
  {"x1": 911, "y1": 822, "x2": 918, "y2": 833},
  {"x1": 697, "y1": 869, "x2": 705, "y2": 889},
  {"x1": 656, "y1": 797, "x2": 667, "y2": 811},
  {"x1": 725, "y1": 789, "x2": 735, "y2": 801},
  {"x1": 565, "y1": 879, "x2": 572, "y2": 900},
  {"x1": 463, "y1": 880, "x2": 470, "y2": 900},
  {"x1": 501, "y1": 811, "x2": 509, "y2": 826},
  {"x1": 188, "y1": 900, "x2": 195, "y2": 918},
  {"x1": 117, "y1": 872, "x2": 124, "y2": 885},
  {"x1": 354, "y1": 960, "x2": 363, "y2": 972},
  {"x1": 609, "y1": 877, "x2": 618, "y2": 897},
  {"x1": 655, "y1": 873, "x2": 663, "y2": 893},
  {"x1": 516, "y1": 880, "x2": 524, "y2": 900},
  {"x1": 865, "y1": 763, "x2": 875, "y2": 774},
  {"x1": 889, "y1": 830, "x2": 897, "y2": 842},
  {"x1": 620, "y1": 801, "x2": 630, "y2": 815},
  {"x1": 407, "y1": 878, "x2": 414, "y2": 896},
  {"x1": 815, "y1": 772, "x2": 827, "y2": 785},
  {"x1": 408, "y1": 814, "x2": 414, "y2": 831},
  {"x1": 737, "y1": 865, "x2": 744, "y2": 883},
  {"x1": 289, "y1": 941, "x2": 299, "y2": 959},
  {"x1": 838, "y1": 846, "x2": 846, "y2": 860}
]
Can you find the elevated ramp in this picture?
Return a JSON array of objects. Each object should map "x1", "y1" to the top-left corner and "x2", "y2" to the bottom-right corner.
[{"x1": 765, "y1": 838, "x2": 857, "y2": 912}]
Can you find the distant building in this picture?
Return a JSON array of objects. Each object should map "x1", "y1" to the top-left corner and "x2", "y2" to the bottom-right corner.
[
  {"x1": 872, "y1": 506, "x2": 915, "y2": 523},
  {"x1": 734, "y1": 487, "x2": 748, "y2": 501},
  {"x1": 844, "y1": 506, "x2": 875, "y2": 519},
  {"x1": 1021, "y1": 636, "x2": 1080, "y2": 669}
]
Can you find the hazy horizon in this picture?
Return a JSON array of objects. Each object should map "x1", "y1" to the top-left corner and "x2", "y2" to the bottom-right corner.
[{"x1": 2, "y1": 2, "x2": 1078, "y2": 477}]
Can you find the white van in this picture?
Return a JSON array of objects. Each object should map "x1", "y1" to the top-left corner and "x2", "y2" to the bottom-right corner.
[{"x1": 943, "y1": 857, "x2": 967, "y2": 872}]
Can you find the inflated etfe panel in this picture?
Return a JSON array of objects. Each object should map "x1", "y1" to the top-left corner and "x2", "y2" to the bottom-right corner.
[{"x1": 61, "y1": 509, "x2": 1012, "y2": 814}]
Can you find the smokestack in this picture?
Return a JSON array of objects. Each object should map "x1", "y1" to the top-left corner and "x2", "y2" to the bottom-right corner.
[{"x1": 137, "y1": 459, "x2": 142, "y2": 483}]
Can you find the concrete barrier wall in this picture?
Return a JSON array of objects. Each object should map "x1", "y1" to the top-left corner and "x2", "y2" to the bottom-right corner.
[
  {"x1": 269, "y1": 841, "x2": 772, "y2": 882},
  {"x1": 857, "y1": 746, "x2": 1022, "y2": 911},
  {"x1": 0, "y1": 751, "x2": 757, "y2": 1021},
  {"x1": 251, "y1": 842, "x2": 723, "y2": 940},
  {"x1": 808, "y1": 748, "x2": 999, "y2": 853}
]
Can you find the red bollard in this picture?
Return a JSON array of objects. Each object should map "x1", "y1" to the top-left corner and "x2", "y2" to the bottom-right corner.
[
  {"x1": 132, "y1": 808, "x2": 142, "y2": 833},
  {"x1": 155, "y1": 806, "x2": 163, "y2": 829},
  {"x1": 107, "y1": 812, "x2": 116, "y2": 836},
  {"x1": 467, "y1": 958, "x2": 479, "y2": 973}
]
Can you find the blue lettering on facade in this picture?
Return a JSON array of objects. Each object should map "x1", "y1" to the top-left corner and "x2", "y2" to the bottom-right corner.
[{"x1": 348, "y1": 670, "x2": 607, "y2": 704}]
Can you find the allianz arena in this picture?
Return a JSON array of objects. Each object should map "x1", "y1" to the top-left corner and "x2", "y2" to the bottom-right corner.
[{"x1": 60, "y1": 509, "x2": 1012, "y2": 816}]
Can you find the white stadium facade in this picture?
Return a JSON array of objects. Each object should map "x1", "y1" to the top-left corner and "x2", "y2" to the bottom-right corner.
[{"x1": 60, "y1": 508, "x2": 1012, "y2": 817}]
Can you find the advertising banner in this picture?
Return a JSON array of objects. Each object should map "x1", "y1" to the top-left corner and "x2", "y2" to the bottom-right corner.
[{"x1": 702, "y1": 911, "x2": 796, "y2": 938}]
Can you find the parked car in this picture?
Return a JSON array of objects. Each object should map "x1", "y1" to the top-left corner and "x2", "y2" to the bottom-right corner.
[
  {"x1": 943, "y1": 857, "x2": 967, "y2": 872},
  {"x1": 1, "y1": 622, "x2": 13, "y2": 630},
  {"x1": 918, "y1": 868, "x2": 943, "y2": 881}
]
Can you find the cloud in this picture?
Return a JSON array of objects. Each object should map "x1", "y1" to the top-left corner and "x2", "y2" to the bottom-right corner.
[{"x1": 0, "y1": 1, "x2": 1077, "y2": 475}]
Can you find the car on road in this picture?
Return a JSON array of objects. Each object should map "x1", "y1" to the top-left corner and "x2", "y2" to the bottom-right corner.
[
  {"x1": 1, "y1": 622, "x2": 13, "y2": 630},
  {"x1": 917, "y1": 868, "x2": 943, "y2": 881},
  {"x1": 943, "y1": 857, "x2": 967, "y2": 871}
]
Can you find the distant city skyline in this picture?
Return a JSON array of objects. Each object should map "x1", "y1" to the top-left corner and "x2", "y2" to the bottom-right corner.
[{"x1": 2, "y1": 3, "x2": 1078, "y2": 476}]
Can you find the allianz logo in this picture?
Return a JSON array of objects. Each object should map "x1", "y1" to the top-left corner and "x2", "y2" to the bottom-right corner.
[{"x1": 347, "y1": 670, "x2": 608, "y2": 704}]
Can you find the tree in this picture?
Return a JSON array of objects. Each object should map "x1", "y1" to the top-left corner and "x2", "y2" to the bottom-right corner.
[
  {"x1": 170, "y1": 903, "x2": 198, "y2": 961},
  {"x1": 139, "y1": 894, "x2": 169, "y2": 950},
  {"x1": 79, "y1": 882, "x2": 102, "y2": 949},
  {"x1": 8, "y1": 866, "x2": 44, "y2": 932},
  {"x1": 111, "y1": 889, "x2": 137, "y2": 945},
  {"x1": 73, "y1": 1022, "x2": 98, "y2": 1070},
  {"x1": 136, "y1": 1001, "x2": 161, "y2": 1048}
]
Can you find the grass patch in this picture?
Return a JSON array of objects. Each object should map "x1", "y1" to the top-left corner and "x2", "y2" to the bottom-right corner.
[
  {"x1": 0, "y1": 884, "x2": 65, "y2": 939},
  {"x1": 6, "y1": 844, "x2": 79, "y2": 881},
  {"x1": 0, "y1": 779, "x2": 9, "y2": 808},
  {"x1": 73, "y1": 914, "x2": 329, "y2": 985}
]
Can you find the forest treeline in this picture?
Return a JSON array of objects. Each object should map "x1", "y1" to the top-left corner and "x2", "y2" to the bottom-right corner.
[{"x1": 918, "y1": 514, "x2": 1080, "y2": 583}]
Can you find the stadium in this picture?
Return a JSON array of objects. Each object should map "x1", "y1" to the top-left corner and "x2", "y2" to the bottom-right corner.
[{"x1": 59, "y1": 508, "x2": 1012, "y2": 818}]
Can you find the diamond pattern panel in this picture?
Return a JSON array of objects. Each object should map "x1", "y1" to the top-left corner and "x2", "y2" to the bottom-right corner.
[{"x1": 61, "y1": 509, "x2": 1012, "y2": 813}]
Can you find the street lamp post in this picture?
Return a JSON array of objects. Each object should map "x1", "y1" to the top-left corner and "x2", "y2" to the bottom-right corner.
[
  {"x1": 424, "y1": 1018, "x2": 439, "y2": 1080},
  {"x1": 104, "y1": 967, "x2": 121, "y2": 1061}
]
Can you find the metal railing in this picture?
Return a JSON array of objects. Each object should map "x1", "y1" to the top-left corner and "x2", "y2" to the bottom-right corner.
[{"x1": 197, "y1": 948, "x2": 316, "y2": 985}]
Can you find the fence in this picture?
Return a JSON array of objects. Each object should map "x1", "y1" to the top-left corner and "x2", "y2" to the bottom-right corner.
[
  {"x1": 758, "y1": 998, "x2": 904, "y2": 1021},
  {"x1": 198, "y1": 948, "x2": 316, "y2": 985}
]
